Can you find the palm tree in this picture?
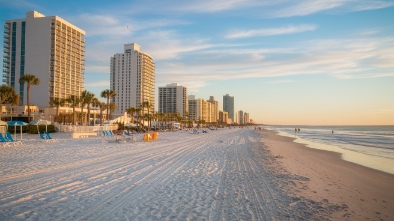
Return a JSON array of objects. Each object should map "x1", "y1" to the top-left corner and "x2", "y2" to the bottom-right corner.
[
  {"x1": 98, "y1": 102, "x2": 107, "y2": 125},
  {"x1": 84, "y1": 92, "x2": 95, "y2": 126},
  {"x1": 141, "y1": 101, "x2": 153, "y2": 131},
  {"x1": 66, "y1": 95, "x2": 80, "y2": 125},
  {"x1": 100, "y1": 89, "x2": 116, "y2": 121},
  {"x1": 80, "y1": 90, "x2": 95, "y2": 125},
  {"x1": 19, "y1": 74, "x2": 40, "y2": 123},
  {"x1": 92, "y1": 97, "x2": 100, "y2": 125},
  {"x1": 126, "y1": 107, "x2": 136, "y2": 124},
  {"x1": 135, "y1": 108, "x2": 141, "y2": 130},
  {"x1": 109, "y1": 103, "x2": 116, "y2": 120},
  {"x1": 49, "y1": 97, "x2": 65, "y2": 118},
  {"x1": 0, "y1": 85, "x2": 19, "y2": 120}
]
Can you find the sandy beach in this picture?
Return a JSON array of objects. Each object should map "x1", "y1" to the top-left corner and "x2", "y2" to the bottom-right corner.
[
  {"x1": 262, "y1": 129, "x2": 394, "y2": 220},
  {"x1": 1, "y1": 128, "x2": 393, "y2": 220}
]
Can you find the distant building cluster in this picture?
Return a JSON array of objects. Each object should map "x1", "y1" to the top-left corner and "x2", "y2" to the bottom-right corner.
[{"x1": 1, "y1": 11, "x2": 253, "y2": 126}]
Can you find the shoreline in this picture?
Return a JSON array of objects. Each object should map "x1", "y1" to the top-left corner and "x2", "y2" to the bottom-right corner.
[{"x1": 260, "y1": 129, "x2": 394, "y2": 220}]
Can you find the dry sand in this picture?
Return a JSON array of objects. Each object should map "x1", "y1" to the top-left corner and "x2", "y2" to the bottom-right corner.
[
  {"x1": 261, "y1": 129, "x2": 394, "y2": 220},
  {"x1": 1, "y1": 128, "x2": 393, "y2": 220}
]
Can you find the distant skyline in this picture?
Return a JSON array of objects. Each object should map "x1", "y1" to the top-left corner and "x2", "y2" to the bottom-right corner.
[{"x1": 1, "y1": 0, "x2": 393, "y2": 125}]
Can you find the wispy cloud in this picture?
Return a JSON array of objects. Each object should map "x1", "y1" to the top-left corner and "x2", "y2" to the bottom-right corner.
[
  {"x1": 152, "y1": 36, "x2": 394, "y2": 90},
  {"x1": 126, "y1": 0, "x2": 394, "y2": 17},
  {"x1": 68, "y1": 13, "x2": 189, "y2": 37},
  {"x1": 138, "y1": 30, "x2": 213, "y2": 60},
  {"x1": 270, "y1": 0, "x2": 394, "y2": 18},
  {"x1": 226, "y1": 24, "x2": 317, "y2": 39}
]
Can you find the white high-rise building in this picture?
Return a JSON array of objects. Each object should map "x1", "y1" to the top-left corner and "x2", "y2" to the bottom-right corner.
[
  {"x1": 110, "y1": 43, "x2": 155, "y2": 115},
  {"x1": 3, "y1": 11, "x2": 86, "y2": 108},
  {"x1": 158, "y1": 83, "x2": 188, "y2": 118}
]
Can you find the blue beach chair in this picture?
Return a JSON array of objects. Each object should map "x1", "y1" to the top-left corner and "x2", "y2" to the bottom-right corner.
[
  {"x1": 5, "y1": 132, "x2": 22, "y2": 144},
  {"x1": 0, "y1": 133, "x2": 8, "y2": 142},
  {"x1": 1, "y1": 133, "x2": 18, "y2": 146},
  {"x1": 45, "y1": 131, "x2": 53, "y2": 139},
  {"x1": 40, "y1": 133, "x2": 48, "y2": 141}
]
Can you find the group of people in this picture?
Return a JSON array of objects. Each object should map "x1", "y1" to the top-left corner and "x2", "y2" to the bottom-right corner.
[{"x1": 295, "y1": 128, "x2": 301, "y2": 133}]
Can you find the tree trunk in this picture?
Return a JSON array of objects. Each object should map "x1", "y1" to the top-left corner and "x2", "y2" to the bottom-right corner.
[{"x1": 27, "y1": 84, "x2": 31, "y2": 123}]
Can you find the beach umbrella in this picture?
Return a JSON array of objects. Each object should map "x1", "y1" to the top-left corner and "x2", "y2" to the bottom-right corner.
[
  {"x1": 30, "y1": 119, "x2": 51, "y2": 132},
  {"x1": 7, "y1": 121, "x2": 28, "y2": 141}
]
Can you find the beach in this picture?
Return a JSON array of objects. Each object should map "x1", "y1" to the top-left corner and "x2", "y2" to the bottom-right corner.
[
  {"x1": 262, "y1": 129, "x2": 394, "y2": 220},
  {"x1": 1, "y1": 128, "x2": 393, "y2": 220}
]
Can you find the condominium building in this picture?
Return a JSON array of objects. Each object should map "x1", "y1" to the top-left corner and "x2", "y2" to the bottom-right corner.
[
  {"x1": 238, "y1": 110, "x2": 244, "y2": 125},
  {"x1": 158, "y1": 83, "x2": 188, "y2": 118},
  {"x1": 218, "y1": 110, "x2": 229, "y2": 124},
  {"x1": 188, "y1": 95, "x2": 219, "y2": 123},
  {"x1": 223, "y1": 94, "x2": 234, "y2": 122},
  {"x1": 3, "y1": 11, "x2": 86, "y2": 108},
  {"x1": 244, "y1": 112, "x2": 250, "y2": 124},
  {"x1": 110, "y1": 43, "x2": 155, "y2": 115},
  {"x1": 207, "y1": 96, "x2": 218, "y2": 122}
]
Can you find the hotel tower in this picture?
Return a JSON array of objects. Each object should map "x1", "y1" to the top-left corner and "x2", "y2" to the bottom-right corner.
[
  {"x1": 2, "y1": 11, "x2": 86, "y2": 108},
  {"x1": 110, "y1": 43, "x2": 155, "y2": 115},
  {"x1": 158, "y1": 83, "x2": 188, "y2": 118}
]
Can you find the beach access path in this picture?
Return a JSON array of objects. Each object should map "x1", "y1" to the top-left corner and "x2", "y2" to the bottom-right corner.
[{"x1": 1, "y1": 128, "x2": 360, "y2": 220}]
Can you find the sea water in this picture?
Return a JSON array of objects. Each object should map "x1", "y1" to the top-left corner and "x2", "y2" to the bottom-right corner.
[{"x1": 266, "y1": 125, "x2": 394, "y2": 175}]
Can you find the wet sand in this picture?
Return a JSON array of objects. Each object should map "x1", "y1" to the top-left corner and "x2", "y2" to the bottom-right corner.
[{"x1": 261, "y1": 129, "x2": 394, "y2": 220}]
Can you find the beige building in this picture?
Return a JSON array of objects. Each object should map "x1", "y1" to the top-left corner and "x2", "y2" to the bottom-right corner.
[
  {"x1": 3, "y1": 11, "x2": 86, "y2": 109},
  {"x1": 244, "y1": 112, "x2": 250, "y2": 124},
  {"x1": 219, "y1": 110, "x2": 229, "y2": 124},
  {"x1": 188, "y1": 95, "x2": 219, "y2": 123},
  {"x1": 110, "y1": 43, "x2": 155, "y2": 115},
  {"x1": 207, "y1": 96, "x2": 218, "y2": 122}
]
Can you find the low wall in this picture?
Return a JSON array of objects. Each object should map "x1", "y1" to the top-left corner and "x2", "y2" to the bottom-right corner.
[{"x1": 70, "y1": 132, "x2": 98, "y2": 138}]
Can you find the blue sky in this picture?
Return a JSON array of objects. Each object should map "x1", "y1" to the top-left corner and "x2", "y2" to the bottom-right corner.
[{"x1": 1, "y1": 0, "x2": 394, "y2": 125}]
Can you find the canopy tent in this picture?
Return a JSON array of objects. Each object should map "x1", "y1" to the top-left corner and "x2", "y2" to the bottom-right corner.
[
  {"x1": 7, "y1": 121, "x2": 28, "y2": 141},
  {"x1": 0, "y1": 120, "x2": 8, "y2": 135},
  {"x1": 30, "y1": 119, "x2": 51, "y2": 133}
]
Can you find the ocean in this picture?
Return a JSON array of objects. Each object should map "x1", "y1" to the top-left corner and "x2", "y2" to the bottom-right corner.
[{"x1": 266, "y1": 125, "x2": 394, "y2": 175}]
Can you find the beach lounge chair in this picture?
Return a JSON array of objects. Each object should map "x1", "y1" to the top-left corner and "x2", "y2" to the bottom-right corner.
[
  {"x1": 124, "y1": 130, "x2": 132, "y2": 136},
  {"x1": 0, "y1": 133, "x2": 10, "y2": 146},
  {"x1": 5, "y1": 132, "x2": 22, "y2": 144},
  {"x1": 45, "y1": 131, "x2": 53, "y2": 139},
  {"x1": 108, "y1": 130, "x2": 114, "y2": 136},
  {"x1": 40, "y1": 133, "x2": 48, "y2": 141}
]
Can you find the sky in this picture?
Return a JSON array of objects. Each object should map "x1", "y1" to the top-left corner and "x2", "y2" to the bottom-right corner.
[{"x1": 1, "y1": 0, "x2": 394, "y2": 125}]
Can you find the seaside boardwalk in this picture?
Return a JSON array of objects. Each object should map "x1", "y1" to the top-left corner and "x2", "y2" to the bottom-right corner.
[{"x1": 1, "y1": 128, "x2": 389, "y2": 220}]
